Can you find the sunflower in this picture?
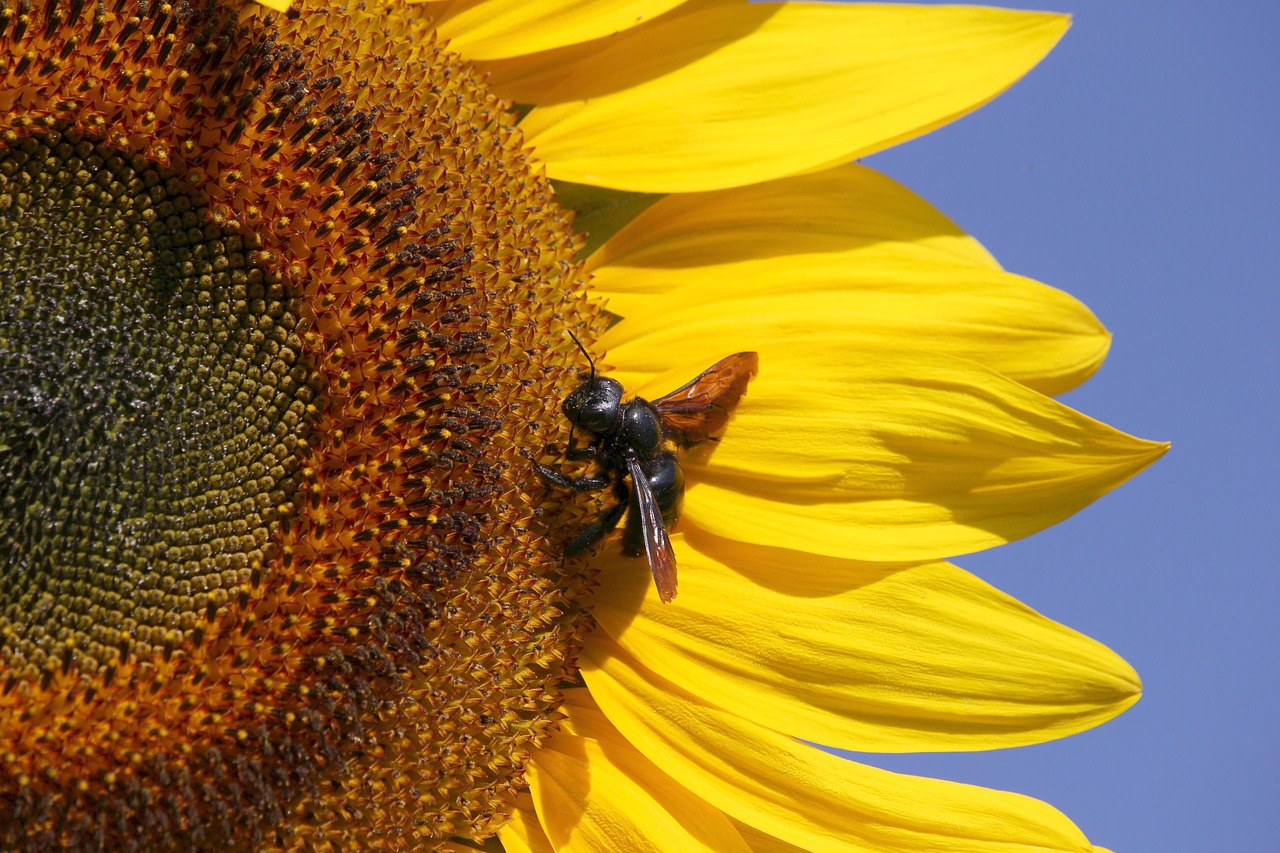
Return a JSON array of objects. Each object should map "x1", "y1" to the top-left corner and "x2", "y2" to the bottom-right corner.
[{"x1": 0, "y1": 0, "x2": 1165, "y2": 850}]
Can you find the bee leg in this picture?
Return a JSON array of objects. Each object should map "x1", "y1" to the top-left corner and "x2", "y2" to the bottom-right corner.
[
  {"x1": 565, "y1": 498, "x2": 627, "y2": 557},
  {"x1": 531, "y1": 460, "x2": 609, "y2": 492},
  {"x1": 565, "y1": 433, "x2": 599, "y2": 462},
  {"x1": 523, "y1": 448, "x2": 608, "y2": 491}
]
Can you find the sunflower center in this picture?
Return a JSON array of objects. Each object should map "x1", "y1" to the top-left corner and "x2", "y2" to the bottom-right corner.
[
  {"x1": 0, "y1": 128, "x2": 314, "y2": 675},
  {"x1": 0, "y1": 0, "x2": 607, "y2": 845}
]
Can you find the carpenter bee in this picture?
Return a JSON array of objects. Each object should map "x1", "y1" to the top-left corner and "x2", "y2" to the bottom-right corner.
[{"x1": 531, "y1": 335, "x2": 758, "y2": 602}]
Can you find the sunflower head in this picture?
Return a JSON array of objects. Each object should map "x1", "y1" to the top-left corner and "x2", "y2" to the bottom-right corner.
[
  {"x1": 2, "y1": 1, "x2": 1171, "y2": 850},
  {"x1": 0, "y1": 0, "x2": 604, "y2": 847}
]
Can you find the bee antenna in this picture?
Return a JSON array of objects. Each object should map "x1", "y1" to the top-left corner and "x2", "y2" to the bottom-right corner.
[{"x1": 566, "y1": 329, "x2": 595, "y2": 383}]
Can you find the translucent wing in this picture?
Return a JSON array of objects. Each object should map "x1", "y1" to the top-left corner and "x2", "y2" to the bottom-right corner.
[
  {"x1": 650, "y1": 352, "x2": 759, "y2": 447},
  {"x1": 625, "y1": 451, "x2": 678, "y2": 603}
]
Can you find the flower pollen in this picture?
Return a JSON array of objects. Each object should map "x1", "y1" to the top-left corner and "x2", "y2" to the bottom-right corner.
[{"x1": 0, "y1": 0, "x2": 604, "y2": 847}]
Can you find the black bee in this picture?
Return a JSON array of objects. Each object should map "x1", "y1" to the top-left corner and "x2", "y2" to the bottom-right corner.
[{"x1": 532, "y1": 335, "x2": 757, "y2": 602}]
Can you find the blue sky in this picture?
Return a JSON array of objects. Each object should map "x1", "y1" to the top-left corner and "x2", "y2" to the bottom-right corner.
[{"x1": 839, "y1": 2, "x2": 1278, "y2": 851}]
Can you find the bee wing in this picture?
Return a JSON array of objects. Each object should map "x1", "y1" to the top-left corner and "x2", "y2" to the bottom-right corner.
[
  {"x1": 651, "y1": 352, "x2": 759, "y2": 447},
  {"x1": 625, "y1": 452, "x2": 678, "y2": 603}
]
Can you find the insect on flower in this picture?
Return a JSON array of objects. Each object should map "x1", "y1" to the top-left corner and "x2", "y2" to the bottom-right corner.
[{"x1": 532, "y1": 334, "x2": 758, "y2": 602}]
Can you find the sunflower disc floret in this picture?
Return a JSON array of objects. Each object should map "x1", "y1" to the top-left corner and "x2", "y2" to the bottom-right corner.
[{"x1": 0, "y1": 0, "x2": 603, "y2": 848}]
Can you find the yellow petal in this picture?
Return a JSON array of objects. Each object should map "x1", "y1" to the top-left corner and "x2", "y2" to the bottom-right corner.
[
  {"x1": 432, "y1": 0, "x2": 687, "y2": 61},
  {"x1": 595, "y1": 166, "x2": 1105, "y2": 395},
  {"x1": 638, "y1": 344, "x2": 1166, "y2": 561},
  {"x1": 559, "y1": 688, "x2": 637, "y2": 748},
  {"x1": 254, "y1": 0, "x2": 291, "y2": 10},
  {"x1": 582, "y1": 636, "x2": 1094, "y2": 853},
  {"x1": 473, "y1": 40, "x2": 598, "y2": 105},
  {"x1": 603, "y1": 261, "x2": 1107, "y2": 398},
  {"x1": 591, "y1": 537, "x2": 1140, "y2": 752},
  {"x1": 473, "y1": 1, "x2": 711, "y2": 103},
  {"x1": 526, "y1": 722, "x2": 752, "y2": 852},
  {"x1": 731, "y1": 820, "x2": 812, "y2": 853},
  {"x1": 499, "y1": 793, "x2": 556, "y2": 853},
  {"x1": 521, "y1": 2, "x2": 1069, "y2": 191},
  {"x1": 552, "y1": 180, "x2": 661, "y2": 258},
  {"x1": 589, "y1": 162, "x2": 997, "y2": 308}
]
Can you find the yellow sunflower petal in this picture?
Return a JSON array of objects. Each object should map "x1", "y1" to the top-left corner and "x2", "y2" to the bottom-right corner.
[
  {"x1": 432, "y1": 0, "x2": 688, "y2": 60},
  {"x1": 592, "y1": 165, "x2": 1107, "y2": 397},
  {"x1": 552, "y1": 179, "x2": 662, "y2": 258},
  {"x1": 582, "y1": 637, "x2": 1094, "y2": 853},
  {"x1": 526, "y1": 725, "x2": 752, "y2": 852},
  {"x1": 588, "y1": 163, "x2": 997, "y2": 309},
  {"x1": 555, "y1": 692, "x2": 804, "y2": 853},
  {"x1": 591, "y1": 537, "x2": 1140, "y2": 752},
  {"x1": 498, "y1": 793, "x2": 557, "y2": 853},
  {"x1": 521, "y1": 2, "x2": 1069, "y2": 191},
  {"x1": 254, "y1": 0, "x2": 291, "y2": 10},
  {"x1": 731, "y1": 821, "x2": 811, "y2": 853},
  {"x1": 472, "y1": 1, "x2": 711, "y2": 103},
  {"x1": 559, "y1": 688, "x2": 635, "y2": 746},
  {"x1": 602, "y1": 261, "x2": 1107, "y2": 398},
  {"x1": 645, "y1": 345, "x2": 1166, "y2": 561},
  {"x1": 472, "y1": 40, "x2": 596, "y2": 105}
]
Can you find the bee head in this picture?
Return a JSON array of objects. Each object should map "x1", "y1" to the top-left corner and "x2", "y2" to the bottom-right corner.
[{"x1": 563, "y1": 376, "x2": 624, "y2": 434}]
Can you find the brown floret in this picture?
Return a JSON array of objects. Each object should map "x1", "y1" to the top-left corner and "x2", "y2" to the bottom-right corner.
[{"x1": 0, "y1": 0, "x2": 604, "y2": 848}]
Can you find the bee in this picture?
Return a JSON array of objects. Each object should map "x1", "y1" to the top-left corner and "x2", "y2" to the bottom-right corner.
[{"x1": 531, "y1": 335, "x2": 758, "y2": 602}]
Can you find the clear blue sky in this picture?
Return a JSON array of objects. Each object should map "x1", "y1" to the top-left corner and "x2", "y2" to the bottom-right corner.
[{"x1": 836, "y1": 2, "x2": 1278, "y2": 851}]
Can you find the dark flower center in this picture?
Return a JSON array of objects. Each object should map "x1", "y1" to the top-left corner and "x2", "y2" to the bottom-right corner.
[
  {"x1": 0, "y1": 128, "x2": 315, "y2": 678},
  {"x1": 0, "y1": 1, "x2": 604, "y2": 846}
]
